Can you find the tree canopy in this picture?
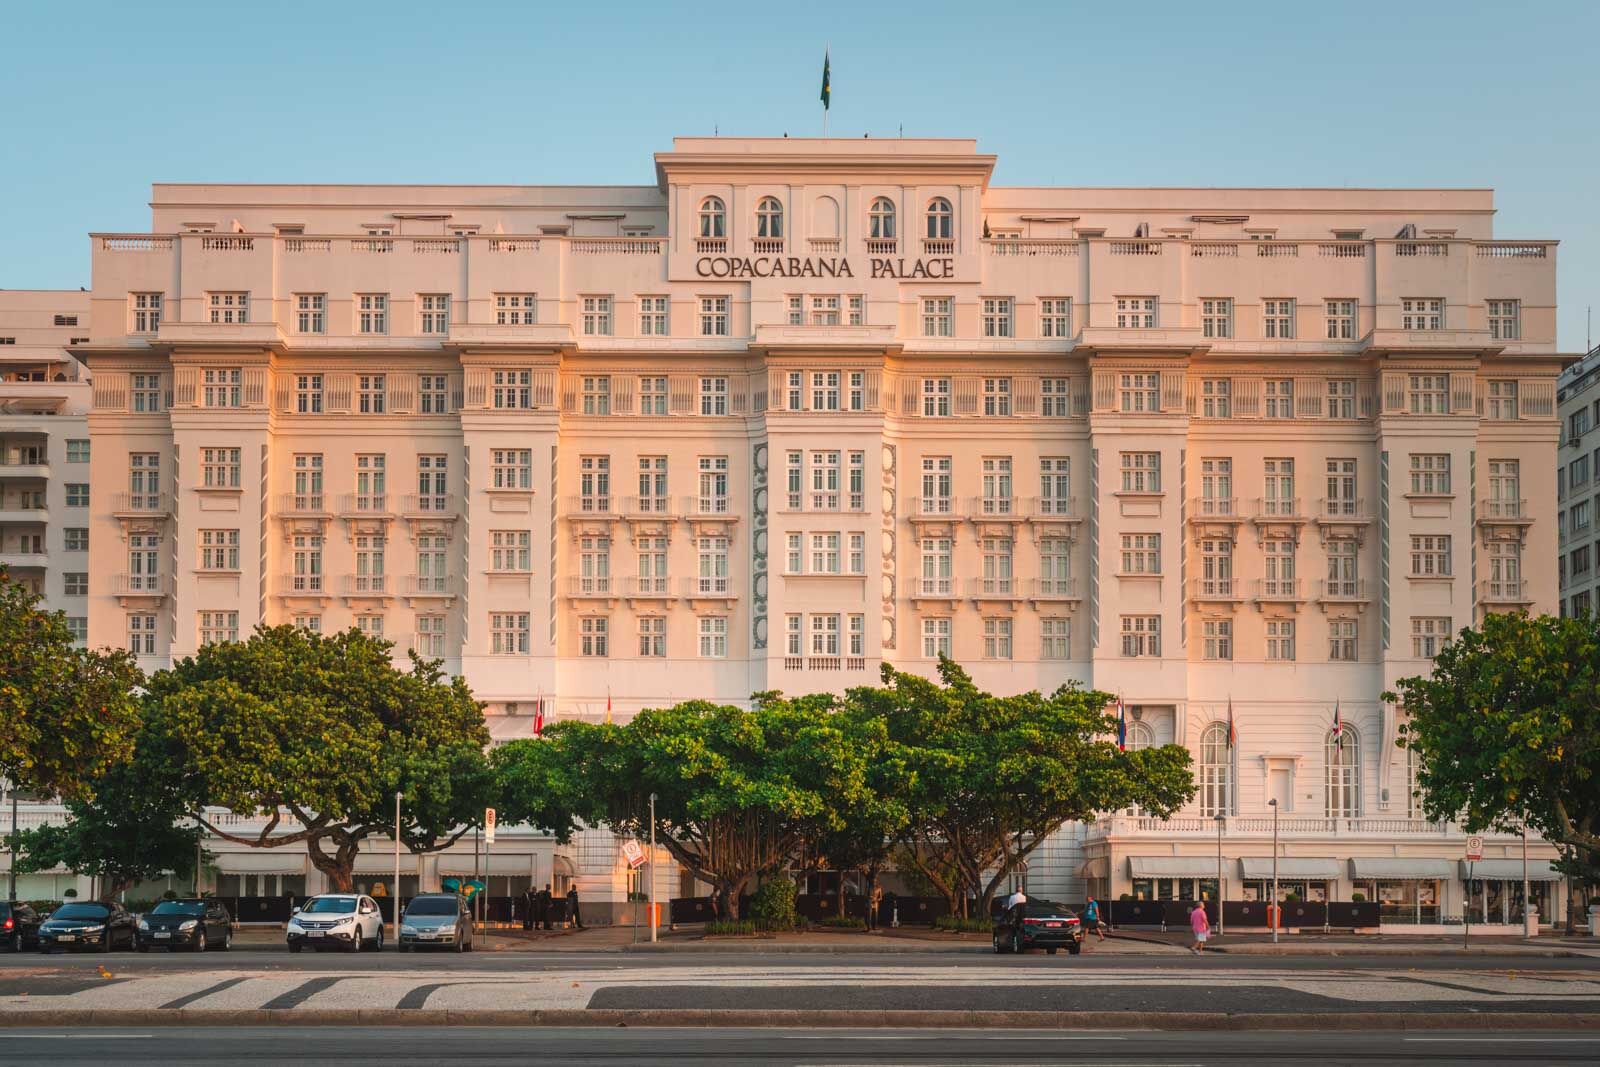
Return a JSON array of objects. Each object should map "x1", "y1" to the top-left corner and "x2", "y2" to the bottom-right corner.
[
  {"x1": 0, "y1": 568, "x2": 143, "y2": 799},
  {"x1": 1389, "y1": 612, "x2": 1600, "y2": 884}
]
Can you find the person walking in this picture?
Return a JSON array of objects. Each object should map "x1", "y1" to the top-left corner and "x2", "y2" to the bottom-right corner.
[
  {"x1": 1083, "y1": 896, "x2": 1106, "y2": 942},
  {"x1": 536, "y1": 884, "x2": 552, "y2": 931},
  {"x1": 567, "y1": 885, "x2": 583, "y2": 930},
  {"x1": 1189, "y1": 901, "x2": 1211, "y2": 954},
  {"x1": 1004, "y1": 886, "x2": 1027, "y2": 911},
  {"x1": 521, "y1": 885, "x2": 537, "y2": 932}
]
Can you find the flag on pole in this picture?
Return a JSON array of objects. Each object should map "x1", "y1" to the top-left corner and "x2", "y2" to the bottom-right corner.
[
  {"x1": 1227, "y1": 697, "x2": 1237, "y2": 751},
  {"x1": 606, "y1": 689, "x2": 613, "y2": 726},
  {"x1": 820, "y1": 51, "x2": 831, "y2": 111},
  {"x1": 1331, "y1": 699, "x2": 1344, "y2": 752},
  {"x1": 533, "y1": 696, "x2": 545, "y2": 738},
  {"x1": 1115, "y1": 696, "x2": 1127, "y2": 751}
]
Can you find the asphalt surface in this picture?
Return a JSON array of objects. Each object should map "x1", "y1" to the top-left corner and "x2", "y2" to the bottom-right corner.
[{"x1": 0, "y1": 1026, "x2": 1595, "y2": 1065}]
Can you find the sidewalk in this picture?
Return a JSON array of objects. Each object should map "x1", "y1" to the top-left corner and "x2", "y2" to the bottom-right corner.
[{"x1": 1105, "y1": 927, "x2": 1600, "y2": 958}]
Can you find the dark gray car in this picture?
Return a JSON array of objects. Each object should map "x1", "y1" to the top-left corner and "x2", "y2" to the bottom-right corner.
[{"x1": 398, "y1": 893, "x2": 474, "y2": 952}]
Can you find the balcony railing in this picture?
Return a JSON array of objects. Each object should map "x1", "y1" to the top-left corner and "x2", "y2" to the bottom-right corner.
[
  {"x1": 618, "y1": 575, "x2": 673, "y2": 598},
  {"x1": 570, "y1": 237, "x2": 664, "y2": 255},
  {"x1": 680, "y1": 495, "x2": 734, "y2": 517},
  {"x1": 623, "y1": 496, "x2": 675, "y2": 518},
  {"x1": 342, "y1": 574, "x2": 390, "y2": 596},
  {"x1": 910, "y1": 576, "x2": 955, "y2": 599},
  {"x1": 682, "y1": 575, "x2": 733, "y2": 597},
  {"x1": 112, "y1": 572, "x2": 168, "y2": 596},
  {"x1": 566, "y1": 495, "x2": 617, "y2": 518},
  {"x1": 111, "y1": 491, "x2": 171, "y2": 515},
  {"x1": 1028, "y1": 577, "x2": 1080, "y2": 599},
  {"x1": 921, "y1": 238, "x2": 954, "y2": 256},
  {"x1": 338, "y1": 493, "x2": 391, "y2": 516},
  {"x1": 1479, "y1": 578, "x2": 1530, "y2": 604},
  {"x1": 1317, "y1": 498, "x2": 1371, "y2": 522},
  {"x1": 983, "y1": 238, "x2": 1079, "y2": 257},
  {"x1": 783, "y1": 655, "x2": 868, "y2": 671},
  {"x1": 1317, "y1": 579, "x2": 1369, "y2": 602},
  {"x1": 568, "y1": 575, "x2": 614, "y2": 598},
  {"x1": 1478, "y1": 498, "x2": 1528, "y2": 521},
  {"x1": 402, "y1": 493, "x2": 455, "y2": 516},
  {"x1": 401, "y1": 574, "x2": 453, "y2": 596},
  {"x1": 909, "y1": 496, "x2": 957, "y2": 518},
  {"x1": 1252, "y1": 497, "x2": 1305, "y2": 521},
  {"x1": 969, "y1": 495, "x2": 1021, "y2": 519},
  {"x1": 279, "y1": 492, "x2": 329, "y2": 515},
  {"x1": 1088, "y1": 814, "x2": 1474, "y2": 839},
  {"x1": 865, "y1": 238, "x2": 898, "y2": 255},
  {"x1": 1190, "y1": 576, "x2": 1243, "y2": 601},
  {"x1": 0, "y1": 461, "x2": 50, "y2": 479},
  {"x1": 1033, "y1": 496, "x2": 1079, "y2": 520},
  {"x1": 751, "y1": 238, "x2": 784, "y2": 255},
  {"x1": 1189, "y1": 496, "x2": 1238, "y2": 519},
  {"x1": 1395, "y1": 241, "x2": 1449, "y2": 257},
  {"x1": 808, "y1": 238, "x2": 840, "y2": 254},
  {"x1": 967, "y1": 576, "x2": 1017, "y2": 598},
  {"x1": 278, "y1": 574, "x2": 326, "y2": 595},
  {"x1": 1253, "y1": 578, "x2": 1305, "y2": 601},
  {"x1": 695, "y1": 238, "x2": 727, "y2": 254}
]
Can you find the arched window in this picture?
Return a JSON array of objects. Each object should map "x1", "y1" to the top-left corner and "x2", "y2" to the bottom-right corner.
[
  {"x1": 1326, "y1": 726, "x2": 1361, "y2": 817},
  {"x1": 755, "y1": 197, "x2": 783, "y2": 239},
  {"x1": 869, "y1": 197, "x2": 896, "y2": 240},
  {"x1": 698, "y1": 196, "x2": 726, "y2": 239},
  {"x1": 1198, "y1": 723, "x2": 1233, "y2": 816},
  {"x1": 926, "y1": 197, "x2": 953, "y2": 239},
  {"x1": 1125, "y1": 721, "x2": 1155, "y2": 815}
]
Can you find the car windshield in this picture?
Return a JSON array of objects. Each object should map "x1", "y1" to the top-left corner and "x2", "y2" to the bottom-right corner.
[
  {"x1": 52, "y1": 903, "x2": 110, "y2": 920},
  {"x1": 1023, "y1": 902, "x2": 1071, "y2": 917},
  {"x1": 301, "y1": 896, "x2": 358, "y2": 914},
  {"x1": 405, "y1": 897, "x2": 459, "y2": 917},
  {"x1": 151, "y1": 901, "x2": 206, "y2": 917}
]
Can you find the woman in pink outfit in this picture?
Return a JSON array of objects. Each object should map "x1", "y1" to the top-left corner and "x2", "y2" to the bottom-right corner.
[{"x1": 1189, "y1": 902, "x2": 1211, "y2": 953}]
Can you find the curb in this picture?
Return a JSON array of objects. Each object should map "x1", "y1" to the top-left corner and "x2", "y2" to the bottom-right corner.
[
  {"x1": 621, "y1": 942, "x2": 986, "y2": 954},
  {"x1": 2, "y1": 1009, "x2": 1598, "y2": 1031}
]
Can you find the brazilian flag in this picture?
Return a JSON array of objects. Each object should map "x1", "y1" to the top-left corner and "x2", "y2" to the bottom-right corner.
[{"x1": 820, "y1": 51, "x2": 830, "y2": 110}]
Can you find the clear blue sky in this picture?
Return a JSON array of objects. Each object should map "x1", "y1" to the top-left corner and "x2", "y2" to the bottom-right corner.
[{"x1": 2, "y1": 0, "x2": 1594, "y2": 351}]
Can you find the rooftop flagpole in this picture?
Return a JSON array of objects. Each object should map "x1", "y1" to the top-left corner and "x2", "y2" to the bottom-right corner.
[{"x1": 820, "y1": 49, "x2": 831, "y2": 138}]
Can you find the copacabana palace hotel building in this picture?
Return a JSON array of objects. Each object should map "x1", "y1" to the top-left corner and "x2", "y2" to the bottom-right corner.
[{"x1": 45, "y1": 136, "x2": 1574, "y2": 926}]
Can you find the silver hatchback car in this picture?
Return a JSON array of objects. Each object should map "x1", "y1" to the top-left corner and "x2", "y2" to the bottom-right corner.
[{"x1": 398, "y1": 893, "x2": 474, "y2": 952}]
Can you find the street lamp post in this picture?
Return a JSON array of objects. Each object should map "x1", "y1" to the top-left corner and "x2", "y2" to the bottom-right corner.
[
  {"x1": 1214, "y1": 813, "x2": 1225, "y2": 936},
  {"x1": 392, "y1": 791, "x2": 402, "y2": 950},
  {"x1": 1268, "y1": 798, "x2": 1279, "y2": 944},
  {"x1": 7, "y1": 783, "x2": 18, "y2": 902},
  {"x1": 649, "y1": 792, "x2": 658, "y2": 944}
]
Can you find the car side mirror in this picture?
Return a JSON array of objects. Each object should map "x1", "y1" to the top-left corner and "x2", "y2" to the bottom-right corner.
[{"x1": 291, "y1": 906, "x2": 301, "y2": 915}]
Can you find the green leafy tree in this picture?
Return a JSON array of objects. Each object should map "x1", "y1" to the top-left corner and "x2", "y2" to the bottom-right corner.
[
  {"x1": 1388, "y1": 612, "x2": 1600, "y2": 898},
  {"x1": 804, "y1": 698, "x2": 913, "y2": 914},
  {"x1": 8, "y1": 715, "x2": 200, "y2": 901},
  {"x1": 150, "y1": 625, "x2": 491, "y2": 890},
  {"x1": 863, "y1": 658, "x2": 1195, "y2": 917},
  {"x1": 0, "y1": 568, "x2": 143, "y2": 799}
]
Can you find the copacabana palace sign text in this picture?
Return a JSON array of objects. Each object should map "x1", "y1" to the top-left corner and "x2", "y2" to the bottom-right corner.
[{"x1": 693, "y1": 254, "x2": 955, "y2": 279}]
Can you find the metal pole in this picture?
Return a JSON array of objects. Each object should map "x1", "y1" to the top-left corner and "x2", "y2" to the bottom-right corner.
[
  {"x1": 195, "y1": 817, "x2": 203, "y2": 896},
  {"x1": 1270, "y1": 799, "x2": 1279, "y2": 944},
  {"x1": 1522, "y1": 827, "x2": 1530, "y2": 934},
  {"x1": 483, "y1": 820, "x2": 491, "y2": 945},
  {"x1": 9, "y1": 786, "x2": 19, "y2": 901},
  {"x1": 1464, "y1": 860, "x2": 1472, "y2": 950},
  {"x1": 392, "y1": 792, "x2": 402, "y2": 949},
  {"x1": 649, "y1": 792, "x2": 658, "y2": 943},
  {"x1": 1216, "y1": 815, "x2": 1224, "y2": 936},
  {"x1": 474, "y1": 825, "x2": 482, "y2": 935}
]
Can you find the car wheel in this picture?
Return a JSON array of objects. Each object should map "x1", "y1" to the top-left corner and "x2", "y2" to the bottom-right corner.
[
  {"x1": 1068, "y1": 943, "x2": 1082, "y2": 955},
  {"x1": 374, "y1": 926, "x2": 384, "y2": 952},
  {"x1": 1012, "y1": 931, "x2": 1024, "y2": 954},
  {"x1": 9, "y1": 932, "x2": 20, "y2": 953},
  {"x1": 1047, "y1": 947, "x2": 1058, "y2": 955},
  {"x1": 288, "y1": 941, "x2": 302, "y2": 954},
  {"x1": 992, "y1": 932, "x2": 1004, "y2": 954},
  {"x1": 193, "y1": 929, "x2": 206, "y2": 953},
  {"x1": 220, "y1": 928, "x2": 232, "y2": 952},
  {"x1": 350, "y1": 929, "x2": 362, "y2": 953}
]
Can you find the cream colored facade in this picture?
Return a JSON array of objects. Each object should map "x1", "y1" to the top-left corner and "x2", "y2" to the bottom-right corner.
[{"x1": 70, "y1": 137, "x2": 1570, "y2": 922}]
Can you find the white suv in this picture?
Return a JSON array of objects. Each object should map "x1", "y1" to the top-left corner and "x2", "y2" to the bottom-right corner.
[{"x1": 286, "y1": 894, "x2": 385, "y2": 953}]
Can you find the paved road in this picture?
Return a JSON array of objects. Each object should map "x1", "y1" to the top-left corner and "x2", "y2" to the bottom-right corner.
[
  {"x1": 0, "y1": 1026, "x2": 1596, "y2": 1065},
  {"x1": 0, "y1": 951, "x2": 1596, "y2": 1017}
]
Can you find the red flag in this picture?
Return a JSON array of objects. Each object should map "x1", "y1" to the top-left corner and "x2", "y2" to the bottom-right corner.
[
  {"x1": 606, "y1": 690, "x2": 613, "y2": 725},
  {"x1": 1332, "y1": 699, "x2": 1344, "y2": 752},
  {"x1": 1227, "y1": 697, "x2": 1237, "y2": 751},
  {"x1": 533, "y1": 697, "x2": 545, "y2": 738}
]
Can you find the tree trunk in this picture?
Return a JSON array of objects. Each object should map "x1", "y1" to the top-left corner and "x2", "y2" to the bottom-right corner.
[{"x1": 306, "y1": 833, "x2": 361, "y2": 892}]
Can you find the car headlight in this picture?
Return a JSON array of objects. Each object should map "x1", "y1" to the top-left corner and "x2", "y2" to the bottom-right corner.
[
  {"x1": 137, "y1": 919, "x2": 150, "y2": 930},
  {"x1": 84, "y1": 924, "x2": 106, "y2": 933},
  {"x1": 400, "y1": 924, "x2": 417, "y2": 934},
  {"x1": 335, "y1": 916, "x2": 354, "y2": 926},
  {"x1": 436, "y1": 921, "x2": 455, "y2": 932},
  {"x1": 179, "y1": 920, "x2": 198, "y2": 931}
]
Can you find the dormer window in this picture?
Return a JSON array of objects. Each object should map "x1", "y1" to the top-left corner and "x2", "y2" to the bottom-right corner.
[
  {"x1": 869, "y1": 198, "x2": 896, "y2": 240},
  {"x1": 926, "y1": 198, "x2": 953, "y2": 240},
  {"x1": 755, "y1": 197, "x2": 783, "y2": 239},
  {"x1": 699, "y1": 197, "x2": 726, "y2": 239}
]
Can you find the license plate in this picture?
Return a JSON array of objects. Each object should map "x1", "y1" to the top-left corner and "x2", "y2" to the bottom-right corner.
[
  {"x1": 308, "y1": 930, "x2": 325, "y2": 938},
  {"x1": 154, "y1": 932, "x2": 171, "y2": 939},
  {"x1": 421, "y1": 932, "x2": 440, "y2": 940},
  {"x1": 57, "y1": 935, "x2": 75, "y2": 942},
  {"x1": 1045, "y1": 922, "x2": 1062, "y2": 928}
]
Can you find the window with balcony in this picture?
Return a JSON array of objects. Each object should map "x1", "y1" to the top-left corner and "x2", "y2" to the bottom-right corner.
[
  {"x1": 419, "y1": 294, "x2": 450, "y2": 334},
  {"x1": 1115, "y1": 296, "x2": 1156, "y2": 328},
  {"x1": 1120, "y1": 534, "x2": 1160, "y2": 574},
  {"x1": 1488, "y1": 459, "x2": 1520, "y2": 515},
  {"x1": 920, "y1": 456, "x2": 952, "y2": 514},
  {"x1": 357, "y1": 293, "x2": 388, "y2": 334},
  {"x1": 208, "y1": 292, "x2": 249, "y2": 325},
  {"x1": 981, "y1": 456, "x2": 1013, "y2": 516},
  {"x1": 982, "y1": 617, "x2": 1013, "y2": 659},
  {"x1": 492, "y1": 613, "x2": 529, "y2": 655},
  {"x1": 921, "y1": 617, "x2": 952, "y2": 658},
  {"x1": 353, "y1": 453, "x2": 385, "y2": 511},
  {"x1": 354, "y1": 534, "x2": 385, "y2": 592},
  {"x1": 698, "y1": 197, "x2": 726, "y2": 239},
  {"x1": 1263, "y1": 298, "x2": 1294, "y2": 339},
  {"x1": 755, "y1": 197, "x2": 783, "y2": 241},
  {"x1": 1326, "y1": 727, "x2": 1360, "y2": 817},
  {"x1": 579, "y1": 536, "x2": 611, "y2": 594},
  {"x1": 415, "y1": 454, "x2": 448, "y2": 512},
  {"x1": 127, "y1": 613, "x2": 157, "y2": 655},
  {"x1": 699, "y1": 376, "x2": 728, "y2": 415},
  {"x1": 132, "y1": 373, "x2": 164, "y2": 413},
  {"x1": 1200, "y1": 537, "x2": 1233, "y2": 596},
  {"x1": 1410, "y1": 535, "x2": 1451, "y2": 577},
  {"x1": 636, "y1": 456, "x2": 668, "y2": 513},
  {"x1": 1264, "y1": 538, "x2": 1296, "y2": 597},
  {"x1": 1407, "y1": 374, "x2": 1449, "y2": 414},
  {"x1": 638, "y1": 295, "x2": 669, "y2": 336},
  {"x1": 1198, "y1": 723, "x2": 1233, "y2": 816},
  {"x1": 868, "y1": 197, "x2": 896, "y2": 240},
  {"x1": 981, "y1": 297, "x2": 1014, "y2": 338},
  {"x1": 1200, "y1": 379, "x2": 1232, "y2": 418},
  {"x1": 1120, "y1": 451, "x2": 1160, "y2": 493},
  {"x1": 416, "y1": 534, "x2": 447, "y2": 593},
  {"x1": 697, "y1": 455, "x2": 729, "y2": 512},
  {"x1": 698, "y1": 296, "x2": 730, "y2": 337},
  {"x1": 494, "y1": 293, "x2": 536, "y2": 326},
  {"x1": 357, "y1": 375, "x2": 386, "y2": 414},
  {"x1": 1121, "y1": 615, "x2": 1160, "y2": 657},
  {"x1": 490, "y1": 530, "x2": 531, "y2": 572},
  {"x1": 1485, "y1": 380, "x2": 1519, "y2": 420},
  {"x1": 582, "y1": 295, "x2": 613, "y2": 336},
  {"x1": 1326, "y1": 299, "x2": 1356, "y2": 340},
  {"x1": 1040, "y1": 297, "x2": 1072, "y2": 338},
  {"x1": 130, "y1": 292, "x2": 163, "y2": 334},
  {"x1": 291, "y1": 533, "x2": 322, "y2": 592},
  {"x1": 983, "y1": 377, "x2": 1011, "y2": 416},
  {"x1": 291, "y1": 453, "x2": 322, "y2": 510},
  {"x1": 1200, "y1": 458, "x2": 1233, "y2": 514},
  {"x1": 1326, "y1": 379, "x2": 1356, "y2": 419},
  {"x1": 1329, "y1": 618, "x2": 1358, "y2": 661},
  {"x1": 491, "y1": 369, "x2": 532, "y2": 410},
  {"x1": 922, "y1": 377, "x2": 951, "y2": 417},
  {"x1": 1202, "y1": 619, "x2": 1232, "y2": 661},
  {"x1": 199, "y1": 529, "x2": 240, "y2": 571},
  {"x1": 921, "y1": 297, "x2": 953, "y2": 337},
  {"x1": 579, "y1": 455, "x2": 611, "y2": 513},
  {"x1": 1402, "y1": 297, "x2": 1443, "y2": 331},
  {"x1": 697, "y1": 536, "x2": 730, "y2": 593},
  {"x1": 1486, "y1": 541, "x2": 1522, "y2": 600},
  {"x1": 980, "y1": 536, "x2": 1013, "y2": 595},
  {"x1": 637, "y1": 535, "x2": 668, "y2": 594},
  {"x1": 581, "y1": 376, "x2": 611, "y2": 415},
  {"x1": 1409, "y1": 454, "x2": 1451, "y2": 495},
  {"x1": 925, "y1": 197, "x2": 952, "y2": 240},
  {"x1": 919, "y1": 537, "x2": 952, "y2": 595},
  {"x1": 201, "y1": 447, "x2": 240, "y2": 489},
  {"x1": 127, "y1": 453, "x2": 160, "y2": 509},
  {"x1": 1119, "y1": 372, "x2": 1159, "y2": 412},
  {"x1": 1039, "y1": 457, "x2": 1070, "y2": 516},
  {"x1": 1263, "y1": 379, "x2": 1294, "y2": 418},
  {"x1": 1201, "y1": 298, "x2": 1232, "y2": 338},
  {"x1": 202, "y1": 368, "x2": 241, "y2": 408},
  {"x1": 1262, "y1": 458, "x2": 1294, "y2": 516},
  {"x1": 639, "y1": 376, "x2": 668, "y2": 415}
]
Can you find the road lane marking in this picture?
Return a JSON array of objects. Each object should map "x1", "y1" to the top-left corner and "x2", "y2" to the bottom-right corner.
[
  {"x1": 159, "y1": 976, "x2": 251, "y2": 1010},
  {"x1": 259, "y1": 976, "x2": 343, "y2": 1010}
]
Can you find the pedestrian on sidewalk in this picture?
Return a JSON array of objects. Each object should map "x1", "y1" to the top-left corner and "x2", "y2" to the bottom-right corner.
[
  {"x1": 1083, "y1": 896, "x2": 1106, "y2": 942},
  {"x1": 567, "y1": 885, "x2": 584, "y2": 929},
  {"x1": 1005, "y1": 886, "x2": 1026, "y2": 911},
  {"x1": 521, "y1": 886, "x2": 537, "y2": 931},
  {"x1": 536, "y1": 884, "x2": 552, "y2": 931},
  {"x1": 1189, "y1": 902, "x2": 1211, "y2": 954}
]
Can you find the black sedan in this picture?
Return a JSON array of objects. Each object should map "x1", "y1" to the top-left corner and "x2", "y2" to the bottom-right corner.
[
  {"x1": 136, "y1": 898, "x2": 234, "y2": 952},
  {"x1": 2, "y1": 901, "x2": 43, "y2": 952},
  {"x1": 37, "y1": 901, "x2": 138, "y2": 952},
  {"x1": 993, "y1": 900, "x2": 1084, "y2": 955}
]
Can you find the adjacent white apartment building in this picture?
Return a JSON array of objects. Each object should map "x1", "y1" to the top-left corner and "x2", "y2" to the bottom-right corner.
[
  {"x1": 1557, "y1": 342, "x2": 1600, "y2": 619},
  {"x1": 50, "y1": 137, "x2": 1574, "y2": 924}
]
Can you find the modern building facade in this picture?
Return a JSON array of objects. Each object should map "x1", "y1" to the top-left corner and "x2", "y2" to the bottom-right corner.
[
  {"x1": 1557, "y1": 341, "x2": 1600, "y2": 619},
  {"x1": 55, "y1": 137, "x2": 1569, "y2": 924}
]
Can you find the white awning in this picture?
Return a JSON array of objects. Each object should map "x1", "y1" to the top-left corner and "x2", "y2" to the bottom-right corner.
[
  {"x1": 1349, "y1": 857, "x2": 1456, "y2": 880},
  {"x1": 1239, "y1": 857, "x2": 1342, "y2": 879},
  {"x1": 438, "y1": 855, "x2": 538, "y2": 877},
  {"x1": 1078, "y1": 857, "x2": 1110, "y2": 880},
  {"x1": 353, "y1": 852, "x2": 423, "y2": 875},
  {"x1": 213, "y1": 851, "x2": 307, "y2": 874},
  {"x1": 1127, "y1": 856, "x2": 1218, "y2": 878},
  {"x1": 1461, "y1": 859, "x2": 1564, "y2": 881}
]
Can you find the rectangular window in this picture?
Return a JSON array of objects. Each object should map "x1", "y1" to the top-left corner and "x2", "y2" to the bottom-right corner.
[
  {"x1": 1039, "y1": 458, "x2": 1071, "y2": 517},
  {"x1": 578, "y1": 455, "x2": 611, "y2": 512},
  {"x1": 848, "y1": 371, "x2": 866, "y2": 412},
  {"x1": 809, "y1": 614, "x2": 840, "y2": 656},
  {"x1": 1040, "y1": 377, "x2": 1071, "y2": 416},
  {"x1": 581, "y1": 376, "x2": 612, "y2": 415},
  {"x1": 199, "y1": 529, "x2": 240, "y2": 571},
  {"x1": 491, "y1": 448, "x2": 531, "y2": 491},
  {"x1": 491, "y1": 369, "x2": 531, "y2": 410},
  {"x1": 490, "y1": 530, "x2": 531, "y2": 572},
  {"x1": 357, "y1": 293, "x2": 388, "y2": 334},
  {"x1": 921, "y1": 378, "x2": 951, "y2": 417},
  {"x1": 357, "y1": 375, "x2": 386, "y2": 414},
  {"x1": 65, "y1": 528, "x2": 88, "y2": 551},
  {"x1": 1040, "y1": 536, "x2": 1071, "y2": 595},
  {"x1": 697, "y1": 456, "x2": 729, "y2": 513},
  {"x1": 63, "y1": 572, "x2": 88, "y2": 596},
  {"x1": 352, "y1": 453, "x2": 386, "y2": 511},
  {"x1": 207, "y1": 291, "x2": 249, "y2": 324},
  {"x1": 1040, "y1": 297, "x2": 1072, "y2": 338},
  {"x1": 415, "y1": 454, "x2": 448, "y2": 512},
  {"x1": 637, "y1": 535, "x2": 669, "y2": 594},
  {"x1": 1203, "y1": 619, "x2": 1233, "y2": 661},
  {"x1": 1263, "y1": 537, "x2": 1296, "y2": 596},
  {"x1": 581, "y1": 295, "x2": 613, "y2": 336},
  {"x1": 1116, "y1": 296, "x2": 1156, "y2": 328},
  {"x1": 1409, "y1": 454, "x2": 1451, "y2": 495},
  {"x1": 1411, "y1": 617, "x2": 1451, "y2": 658},
  {"x1": 980, "y1": 536, "x2": 1013, "y2": 594},
  {"x1": 809, "y1": 450, "x2": 840, "y2": 510},
  {"x1": 66, "y1": 483, "x2": 89, "y2": 507},
  {"x1": 811, "y1": 371, "x2": 840, "y2": 411},
  {"x1": 127, "y1": 613, "x2": 157, "y2": 655},
  {"x1": 291, "y1": 533, "x2": 323, "y2": 592},
  {"x1": 1329, "y1": 619, "x2": 1358, "y2": 661},
  {"x1": 808, "y1": 294, "x2": 842, "y2": 326},
  {"x1": 699, "y1": 377, "x2": 728, "y2": 416},
  {"x1": 579, "y1": 535, "x2": 611, "y2": 594},
  {"x1": 415, "y1": 533, "x2": 448, "y2": 593},
  {"x1": 920, "y1": 456, "x2": 952, "y2": 514},
  {"x1": 1201, "y1": 379, "x2": 1232, "y2": 418},
  {"x1": 638, "y1": 376, "x2": 669, "y2": 416},
  {"x1": 579, "y1": 616, "x2": 610, "y2": 657},
  {"x1": 697, "y1": 617, "x2": 727, "y2": 658},
  {"x1": 922, "y1": 618, "x2": 952, "y2": 659},
  {"x1": 201, "y1": 447, "x2": 240, "y2": 489},
  {"x1": 983, "y1": 378, "x2": 1012, "y2": 416},
  {"x1": 294, "y1": 374, "x2": 324, "y2": 414},
  {"x1": 132, "y1": 373, "x2": 164, "y2": 413},
  {"x1": 1263, "y1": 298, "x2": 1294, "y2": 339},
  {"x1": 1407, "y1": 374, "x2": 1449, "y2": 415},
  {"x1": 202, "y1": 368, "x2": 241, "y2": 408},
  {"x1": 1266, "y1": 619, "x2": 1296, "y2": 661},
  {"x1": 697, "y1": 536, "x2": 730, "y2": 594},
  {"x1": 414, "y1": 615, "x2": 447, "y2": 658},
  {"x1": 1326, "y1": 299, "x2": 1356, "y2": 340},
  {"x1": 698, "y1": 296, "x2": 730, "y2": 337},
  {"x1": 1201, "y1": 298, "x2": 1232, "y2": 339},
  {"x1": 66, "y1": 617, "x2": 87, "y2": 643},
  {"x1": 1402, "y1": 297, "x2": 1443, "y2": 331},
  {"x1": 1487, "y1": 299, "x2": 1520, "y2": 341},
  {"x1": 130, "y1": 292, "x2": 163, "y2": 333},
  {"x1": 1041, "y1": 618, "x2": 1070, "y2": 659},
  {"x1": 1486, "y1": 380, "x2": 1519, "y2": 420},
  {"x1": 295, "y1": 293, "x2": 326, "y2": 334},
  {"x1": 921, "y1": 297, "x2": 953, "y2": 337},
  {"x1": 419, "y1": 293, "x2": 451, "y2": 334},
  {"x1": 637, "y1": 456, "x2": 669, "y2": 513},
  {"x1": 1409, "y1": 535, "x2": 1452, "y2": 577},
  {"x1": 1264, "y1": 379, "x2": 1294, "y2": 419},
  {"x1": 1121, "y1": 615, "x2": 1160, "y2": 657},
  {"x1": 848, "y1": 531, "x2": 865, "y2": 574},
  {"x1": 199, "y1": 611, "x2": 239, "y2": 646},
  {"x1": 293, "y1": 614, "x2": 322, "y2": 633},
  {"x1": 638, "y1": 295, "x2": 669, "y2": 336},
  {"x1": 494, "y1": 293, "x2": 536, "y2": 326},
  {"x1": 638, "y1": 616, "x2": 666, "y2": 657},
  {"x1": 981, "y1": 297, "x2": 1014, "y2": 338},
  {"x1": 1120, "y1": 452, "x2": 1160, "y2": 493},
  {"x1": 66, "y1": 439, "x2": 90, "y2": 462},
  {"x1": 1119, "y1": 373, "x2": 1159, "y2": 412},
  {"x1": 982, "y1": 617, "x2": 1014, "y2": 659},
  {"x1": 419, "y1": 375, "x2": 448, "y2": 413},
  {"x1": 1326, "y1": 379, "x2": 1356, "y2": 419},
  {"x1": 919, "y1": 537, "x2": 952, "y2": 595},
  {"x1": 981, "y1": 456, "x2": 1013, "y2": 515},
  {"x1": 1120, "y1": 533, "x2": 1160, "y2": 574},
  {"x1": 491, "y1": 613, "x2": 530, "y2": 655}
]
